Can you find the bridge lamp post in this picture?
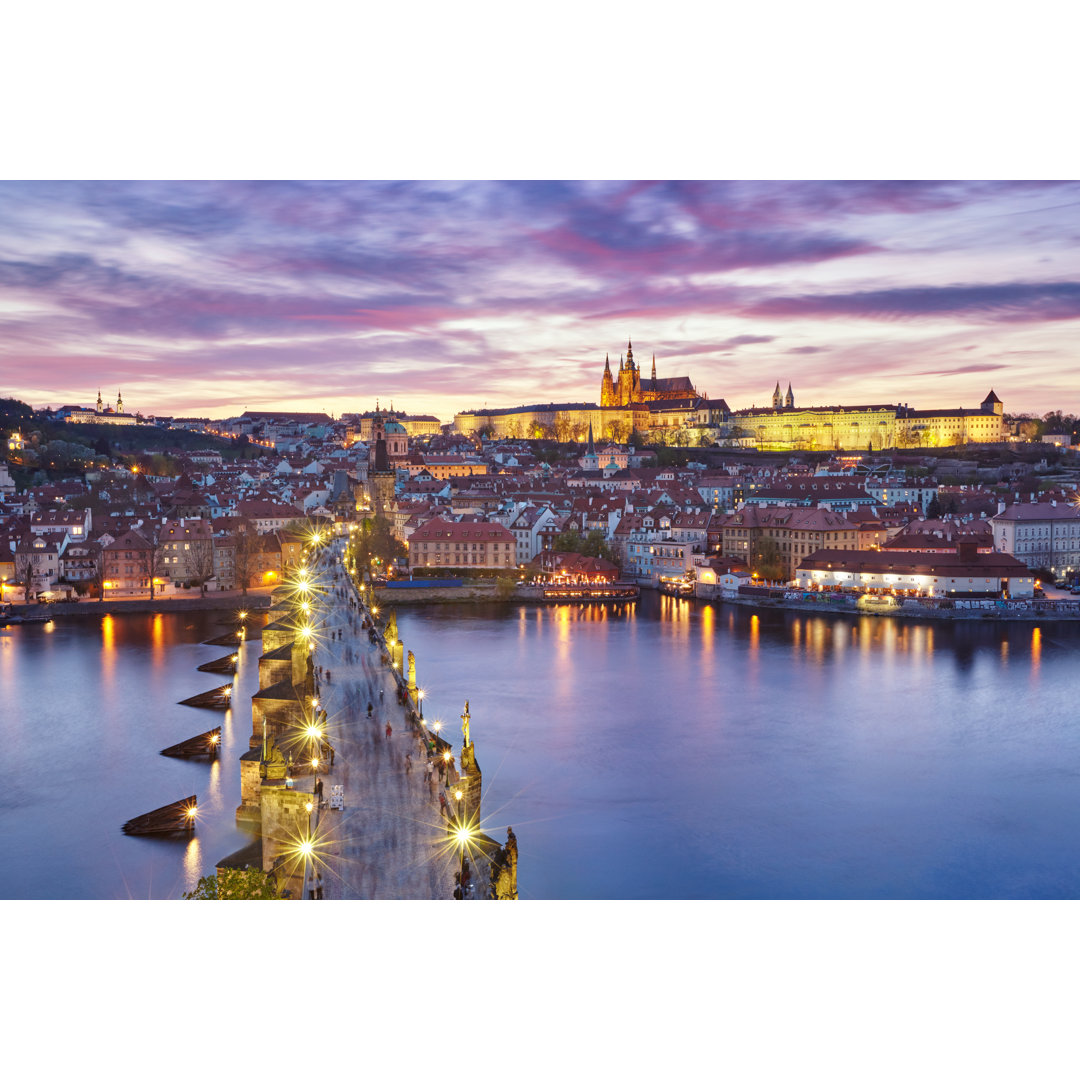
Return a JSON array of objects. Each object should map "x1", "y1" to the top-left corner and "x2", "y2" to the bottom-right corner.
[
  {"x1": 297, "y1": 838, "x2": 315, "y2": 899},
  {"x1": 453, "y1": 813, "x2": 475, "y2": 895}
]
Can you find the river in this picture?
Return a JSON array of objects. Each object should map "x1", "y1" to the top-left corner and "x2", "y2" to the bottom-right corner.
[{"x1": 3, "y1": 596, "x2": 1079, "y2": 898}]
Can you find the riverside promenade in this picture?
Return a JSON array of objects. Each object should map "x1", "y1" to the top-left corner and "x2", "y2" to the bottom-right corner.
[{"x1": 299, "y1": 546, "x2": 479, "y2": 899}]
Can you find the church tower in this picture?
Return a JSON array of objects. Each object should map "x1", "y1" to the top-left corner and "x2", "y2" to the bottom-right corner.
[
  {"x1": 651, "y1": 354, "x2": 657, "y2": 391},
  {"x1": 364, "y1": 403, "x2": 395, "y2": 519},
  {"x1": 784, "y1": 383, "x2": 793, "y2": 409},
  {"x1": 772, "y1": 382, "x2": 782, "y2": 410},
  {"x1": 601, "y1": 354, "x2": 615, "y2": 407},
  {"x1": 626, "y1": 340, "x2": 641, "y2": 398},
  {"x1": 96, "y1": 389, "x2": 103, "y2": 413},
  {"x1": 116, "y1": 390, "x2": 124, "y2": 414}
]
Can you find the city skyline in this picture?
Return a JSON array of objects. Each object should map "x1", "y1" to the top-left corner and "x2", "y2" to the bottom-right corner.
[{"x1": 1, "y1": 180, "x2": 1078, "y2": 421}]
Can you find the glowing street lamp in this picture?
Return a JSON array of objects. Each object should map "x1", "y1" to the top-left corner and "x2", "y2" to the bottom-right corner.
[
  {"x1": 452, "y1": 813, "x2": 475, "y2": 896},
  {"x1": 418, "y1": 689, "x2": 425, "y2": 720}
]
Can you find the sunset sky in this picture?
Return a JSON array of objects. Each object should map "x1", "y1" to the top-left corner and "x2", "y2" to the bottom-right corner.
[{"x1": 1, "y1": 179, "x2": 1078, "y2": 422}]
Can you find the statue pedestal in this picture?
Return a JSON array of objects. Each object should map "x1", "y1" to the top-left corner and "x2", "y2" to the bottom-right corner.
[{"x1": 460, "y1": 743, "x2": 482, "y2": 823}]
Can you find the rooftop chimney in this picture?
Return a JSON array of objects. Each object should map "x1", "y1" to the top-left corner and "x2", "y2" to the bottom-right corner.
[{"x1": 956, "y1": 539, "x2": 978, "y2": 562}]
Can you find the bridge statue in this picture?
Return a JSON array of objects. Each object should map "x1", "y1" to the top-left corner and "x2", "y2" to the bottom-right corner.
[{"x1": 461, "y1": 700, "x2": 471, "y2": 748}]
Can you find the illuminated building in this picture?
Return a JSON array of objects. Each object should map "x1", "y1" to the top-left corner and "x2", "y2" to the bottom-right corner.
[
  {"x1": 364, "y1": 409, "x2": 398, "y2": 518},
  {"x1": 733, "y1": 386, "x2": 1004, "y2": 450},
  {"x1": 64, "y1": 389, "x2": 140, "y2": 426},
  {"x1": 796, "y1": 543, "x2": 1034, "y2": 598},
  {"x1": 600, "y1": 339, "x2": 699, "y2": 406},
  {"x1": 408, "y1": 518, "x2": 516, "y2": 569},
  {"x1": 991, "y1": 500, "x2": 1080, "y2": 578}
]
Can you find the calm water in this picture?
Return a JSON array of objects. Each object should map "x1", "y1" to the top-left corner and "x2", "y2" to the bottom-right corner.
[
  {"x1": 1, "y1": 610, "x2": 260, "y2": 900},
  {"x1": 3, "y1": 597, "x2": 1079, "y2": 898}
]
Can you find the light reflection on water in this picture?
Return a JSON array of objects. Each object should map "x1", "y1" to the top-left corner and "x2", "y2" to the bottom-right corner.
[
  {"x1": 3, "y1": 598, "x2": 1079, "y2": 899},
  {"x1": 396, "y1": 595, "x2": 1080, "y2": 899},
  {"x1": 0, "y1": 610, "x2": 259, "y2": 900}
]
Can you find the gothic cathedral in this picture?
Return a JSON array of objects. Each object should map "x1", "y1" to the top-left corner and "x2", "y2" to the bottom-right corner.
[{"x1": 600, "y1": 340, "x2": 698, "y2": 407}]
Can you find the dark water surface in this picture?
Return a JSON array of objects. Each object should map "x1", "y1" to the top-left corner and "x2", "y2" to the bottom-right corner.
[
  {"x1": 3, "y1": 597, "x2": 1079, "y2": 898},
  {"x1": 1, "y1": 611, "x2": 259, "y2": 899}
]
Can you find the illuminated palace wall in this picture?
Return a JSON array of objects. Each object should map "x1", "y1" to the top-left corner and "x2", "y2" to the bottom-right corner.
[
  {"x1": 737, "y1": 404, "x2": 899, "y2": 452},
  {"x1": 734, "y1": 390, "x2": 1004, "y2": 451},
  {"x1": 453, "y1": 403, "x2": 646, "y2": 440}
]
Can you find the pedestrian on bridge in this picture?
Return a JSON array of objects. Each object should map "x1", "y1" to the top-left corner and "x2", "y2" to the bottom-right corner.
[{"x1": 385, "y1": 721, "x2": 393, "y2": 740}]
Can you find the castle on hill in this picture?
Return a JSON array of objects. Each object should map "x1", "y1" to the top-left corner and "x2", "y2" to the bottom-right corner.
[{"x1": 600, "y1": 340, "x2": 698, "y2": 406}]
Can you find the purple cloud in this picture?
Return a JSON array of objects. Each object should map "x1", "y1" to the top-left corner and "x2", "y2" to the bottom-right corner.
[
  {"x1": 1, "y1": 181, "x2": 1079, "y2": 418},
  {"x1": 744, "y1": 282, "x2": 1080, "y2": 323}
]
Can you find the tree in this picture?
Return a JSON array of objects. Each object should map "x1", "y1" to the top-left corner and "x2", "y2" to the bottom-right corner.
[
  {"x1": 233, "y1": 520, "x2": 261, "y2": 596},
  {"x1": 188, "y1": 537, "x2": 216, "y2": 596},
  {"x1": 552, "y1": 528, "x2": 616, "y2": 564},
  {"x1": 752, "y1": 537, "x2": 786, "y2": 582},
  {"x1": 141, "y1": 536, "x2": 166, "y2": 599},
  {"x1": 551, "y1": 415, "x2": 575, "y2": 443},
  {"x1": 88, "y1": 545, "x2": 105, "y2": 601},
  {"x1": 350, "y1": 516, "x2": 406, "y2": 576},
  {"x1": 184, "y1": 867, "x2": 281, "y2": 899},
  {"x1": 13, "y1": 549, "x2": 34, "y2": 601},
  {"x1": 552, "y1": 528, "x2": 584, "y2": 554}
]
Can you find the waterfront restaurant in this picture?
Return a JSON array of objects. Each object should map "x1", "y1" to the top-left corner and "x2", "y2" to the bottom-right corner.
[
  {"x1": 795, "y1": 544, "x2": 1035, "y2": 599},
  {"x1": 527, "y1": 550, "x2": 620, "y2": 583}
]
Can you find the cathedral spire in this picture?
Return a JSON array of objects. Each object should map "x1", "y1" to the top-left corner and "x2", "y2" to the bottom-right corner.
[
  {"x1": 626, "y1": 339, "x2": 634, "y2": 369},
  {"x1": 604, "y1": 353, "x2": 611, "y2": 374},
  {"x1": 651, "y1": 354, "x2": 657, "y2": 387},
  {"x1": 587, "y1": 420, "x2": 595, "y2": 455}
]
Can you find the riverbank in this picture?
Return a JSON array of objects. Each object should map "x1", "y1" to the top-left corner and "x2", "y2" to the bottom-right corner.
[
  {"x1": 713, "y1": 591, "x2": 1080, "y2": 622},
  {"x1": 2, "y1": 591, "x2": 272, "y2": 622},
  {"x1": 373, "y1": 583, "x2": 503, "y2": 605}
]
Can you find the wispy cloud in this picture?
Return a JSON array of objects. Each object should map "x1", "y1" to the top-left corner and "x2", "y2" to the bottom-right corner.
[
  {"x1": 743, "y1": 281, "x2": 1080, "y2": 323},
  {"x1": 1, "y1": 180, "x2": 1079, "y2": 417}
]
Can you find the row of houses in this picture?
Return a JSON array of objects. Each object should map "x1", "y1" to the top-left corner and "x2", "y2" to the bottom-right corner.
[{"x1": 2, "y1": 513, "x2": 307, "y2": 600}]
